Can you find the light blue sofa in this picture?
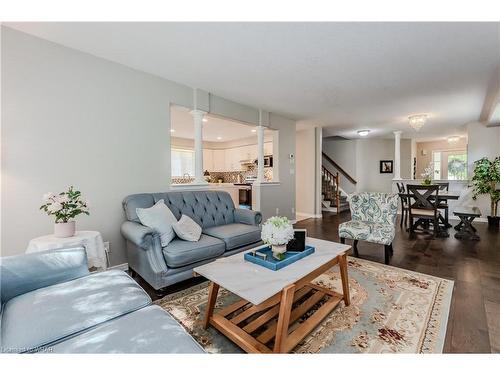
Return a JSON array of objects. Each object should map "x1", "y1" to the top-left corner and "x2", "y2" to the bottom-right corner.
[
  {"x1": 121, "y1": 190, "x2": 262, "y2": 291},
  {"x1": 0, "y1": 247, "x2": 204, "y2": 353}
]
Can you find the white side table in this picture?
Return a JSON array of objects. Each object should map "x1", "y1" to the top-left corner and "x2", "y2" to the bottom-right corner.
[{"x1": 26, "y1": 231, "x2": 108, "y2": 270}]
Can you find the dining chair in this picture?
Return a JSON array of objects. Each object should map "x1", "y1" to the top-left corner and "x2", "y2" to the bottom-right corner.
[
  {"x1": 435, "y1": 182, "x2": 451, "y2": 228},
  {"x1": 396, "y1": 182, "x2": 409, "y2": 229},
  {"x1": 406, "y1": 184, "x2": 441, "y2": 237}
]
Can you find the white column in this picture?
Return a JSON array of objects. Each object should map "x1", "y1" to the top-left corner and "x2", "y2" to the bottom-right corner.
[
  {"x1": 393, "y1": 130, "x2": 402, "y2": 180},
  {"x1": 256, "y1": 110, "x2": 265, "y2": 184},
  {"x1": 190, "y1": 109, "x2": 208, "y2": 184}
]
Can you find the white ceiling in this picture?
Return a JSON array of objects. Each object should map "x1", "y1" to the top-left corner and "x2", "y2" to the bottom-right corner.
[
  {"x1": 171, "y1": 105, "x2": 258, "y2": 142},
  {"x1": 7, "y1": 22, "x2": 500, "y2": 139}
]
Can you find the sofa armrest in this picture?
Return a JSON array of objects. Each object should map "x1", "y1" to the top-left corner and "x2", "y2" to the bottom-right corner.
[
  {"x1": 234, "y1": 208, "x2": 262, "y2": 226},
  {"x1": 0, "y1": 247, "x2": 89, "y2": 303},
  {"x1": 121, "y1": 221, "x2": 157, "y2": 249}
]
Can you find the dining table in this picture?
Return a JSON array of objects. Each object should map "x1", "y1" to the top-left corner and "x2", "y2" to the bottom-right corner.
[{"x1": 398, "y1": 191, "x2": 460, "y2": 233}]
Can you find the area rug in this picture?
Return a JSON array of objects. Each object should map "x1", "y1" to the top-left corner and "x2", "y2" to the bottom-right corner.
[{"x1": 155, "y1": 257, "x2": 454, "y2": 353}]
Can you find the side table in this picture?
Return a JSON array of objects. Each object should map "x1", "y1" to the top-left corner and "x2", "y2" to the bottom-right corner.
[{"x1": 26, "y1": 230, "x2": 108, "y2": 270}]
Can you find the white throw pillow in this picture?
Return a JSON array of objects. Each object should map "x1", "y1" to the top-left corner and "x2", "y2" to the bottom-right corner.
[
  {"x1": 136, "y1": 199, "x2": 177, "y2": 247},
  {"x1": 172, "y1": 214, "x2": 202, "y2": 242}
]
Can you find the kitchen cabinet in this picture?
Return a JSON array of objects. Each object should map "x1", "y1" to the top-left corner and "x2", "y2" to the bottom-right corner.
[
  {"x1": 225, "y1": 148, "x2": 242, "y2": 171},
  {"x1": 239, "y1": 145, "x2": 256, "y2": 161},
  {"x1": 212, "y1": 149, "x2": 226, "y2": 172},
  {"x1": 203, "y1": 149, "x2": 213, "y2": 172},
  {"x1": 264, "y1": 142, "x2": 273, "y2": 156},
  {"x1": 204, "y1": 142, "x2": 273, "y2": 172}
]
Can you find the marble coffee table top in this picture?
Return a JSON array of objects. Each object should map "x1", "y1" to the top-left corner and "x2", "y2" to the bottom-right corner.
[{"x1": 194, "y1": 237, "x2": 350, "y2": 305}]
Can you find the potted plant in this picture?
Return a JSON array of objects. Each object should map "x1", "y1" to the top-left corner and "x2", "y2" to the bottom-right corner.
[
  {"x1": 471, "y1": 156, "x2": 500, "y2": 228},
  {"x1": 40, "y1": 186, "x2": 90, "y2": 237},
  {"x1": 421, "y1": 163, "x2": 433, "y2": 185},
  {"x1": 261, "y1": 216, "x2": 295, "y2": 260}
]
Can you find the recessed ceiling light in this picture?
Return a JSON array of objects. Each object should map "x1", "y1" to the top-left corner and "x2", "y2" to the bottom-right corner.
[
  {"x1": 251, "y1": 129, "x2": 257, "y2": 133},
  {"x1": 202, "y1": 118, "x2": 208, "y2": 123},
  {"x1": 357, "y1": 130, "x2": 370, "y2": 137},
  {"x1": 216, "y1": 136, "x2": 222, "y2": 140},
  {"x1": 170, "y1": 129, "x2": 175, "y2": 133},
  {"x1": 447, "y1": 136, "x2": 460, "y2": 143}
]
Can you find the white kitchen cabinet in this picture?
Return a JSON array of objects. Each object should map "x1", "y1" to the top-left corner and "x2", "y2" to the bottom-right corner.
[
  {"x1": 212, "y1": 149, "x2": 226, "y2": 172},
  {"x1": 235, "y1": 145, "x2": 256, "y2": 170},
  {"x1": 223, "y1": 148, "x2": 233, "y2": 171},
  {"x1": 264, "y1": 142, "x2": 273, "y2": 156},
  {"x1": 225, "y1": 148, "x2": 241, "y2": 171},
  {"x1": 203, "y1": 149, "x2": 213, "y2": 172},
  {"x1": 208, "y1": 143, "x2": 272, "y2": 172},
  {"x1": 243, "y1": 144, "x2": 257, "y2": 161}
]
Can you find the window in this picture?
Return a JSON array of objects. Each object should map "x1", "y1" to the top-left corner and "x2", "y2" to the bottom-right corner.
[
  {"x1": 432, "y1": 151, "x2": 441, "y2": 180},
  {"x1": 431, "y1": 150, "x2": 467, "y2": 180},
  {"x1": 447, "y1": 152, "x2": 467, "y2": 180},
  {"x1": 171, "y1": 148, "x2": 194, "y2": 177}
]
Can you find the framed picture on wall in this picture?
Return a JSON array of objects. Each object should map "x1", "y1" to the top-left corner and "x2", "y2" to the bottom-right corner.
[{"x1": 380, "y1": 160, "x2": 393, "y2": 174}]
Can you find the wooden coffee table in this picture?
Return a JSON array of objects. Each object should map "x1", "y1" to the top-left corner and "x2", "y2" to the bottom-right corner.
[{"x1": 193, "y1": 237, "x2": 351, "y2": 353}]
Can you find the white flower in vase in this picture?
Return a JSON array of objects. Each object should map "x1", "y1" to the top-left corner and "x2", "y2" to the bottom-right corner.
[
  {"x1": 57, "y1": 195, "x2": 69, "y2": 203},
  {"x1": 261, "y1": 216, "x2": 295, "y2": 260},
  {"x1": 49, "y1": 201, "x2": 63, "y2": 212},
  {"x1": 43, "y1": 192, "x2": 55, "y2": 202},
  {"x1": 421, "y1": 162, "x2": 434, "y2": 185},
  {"x1": 39, "y1": 186, "x2": 90, "y2": 238}
]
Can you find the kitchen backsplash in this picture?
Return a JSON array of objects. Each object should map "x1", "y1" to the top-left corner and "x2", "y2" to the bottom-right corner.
[
  {"x1": 171, "y1": 176, "x2": 195, "y2": 184},
  {"x1": 172, "y1": 166, "x2": 273, "y2": 184}
]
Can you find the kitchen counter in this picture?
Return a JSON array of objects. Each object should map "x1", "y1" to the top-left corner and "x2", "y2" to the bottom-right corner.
[{"x1": 208, "y1": 182, "x2": 240, "y2": 187}]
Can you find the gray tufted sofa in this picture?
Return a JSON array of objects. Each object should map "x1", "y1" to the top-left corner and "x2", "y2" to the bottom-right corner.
[{"x1": 121, "y1": 190, "x2": 262, "y2": 291}]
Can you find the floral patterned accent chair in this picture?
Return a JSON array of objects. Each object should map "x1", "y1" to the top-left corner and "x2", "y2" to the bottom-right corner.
[{"x1": 338, "y1": 192, "x2": 398, "y2": 264}]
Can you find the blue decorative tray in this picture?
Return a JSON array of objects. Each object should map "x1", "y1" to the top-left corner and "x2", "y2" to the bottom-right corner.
[{"x1": 244, "y1": 245, "x2": 315, "y2": 271}]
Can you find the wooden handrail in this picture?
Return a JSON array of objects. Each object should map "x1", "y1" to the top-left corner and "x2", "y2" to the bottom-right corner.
[
  {"x1": 321, "y1": 165, "x2": 340, "y2": 209},
  {"x1": 322, "y1": 152, "x2": 357, "y2": 185}
]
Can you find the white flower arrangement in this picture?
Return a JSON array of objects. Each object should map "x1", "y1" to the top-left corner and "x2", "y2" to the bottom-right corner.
[
  {"x1": 261, "y1": 216, "x2": 295, "y2": 246},
  {"x1": 421, "y1": 163, "x2": 434, "y2": 185},
  {"x1": 40, "y1": 186, "x2": 90, "y2": 223}
]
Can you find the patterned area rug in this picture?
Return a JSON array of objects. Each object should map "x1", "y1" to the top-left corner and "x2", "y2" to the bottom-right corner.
[{"x1": 155, "y1": 257, "x2": 453, "y2": 353}]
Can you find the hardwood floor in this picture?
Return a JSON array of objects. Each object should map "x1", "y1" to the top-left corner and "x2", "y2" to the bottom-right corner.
[
  {"x1": 132, "y1": 210, "x2": 500, "y2": 353},
  {"x1": 294, "y1": 211, "x2": 500, "y2": 353}
]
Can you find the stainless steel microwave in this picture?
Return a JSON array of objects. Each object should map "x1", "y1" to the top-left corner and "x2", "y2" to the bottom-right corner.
[{"x1": 254, "y1": 155, "x2": 273, "y2": 168}]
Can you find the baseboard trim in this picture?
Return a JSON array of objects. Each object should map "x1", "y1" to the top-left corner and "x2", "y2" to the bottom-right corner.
[
  {"x1": 473, "y1": 217, "x2": 488, "y2": 223},
  {"x1": 296, "y1": 212, "x2": 323, "y2": 219}
]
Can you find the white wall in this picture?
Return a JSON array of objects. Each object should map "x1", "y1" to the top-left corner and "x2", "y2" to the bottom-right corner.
[
  {"x1": 356, "y1": 139, "x2": 411, "y2": 193},
  {"x1": 322, "y1": 138, "x2": 357, "y2": 193},
  {"x1": 467, "y1": 121, "x2": 500, "y2": 217},
  {"x1": 2, "y1": 27, "x2": 191, "y2": 263},
  {"x1": 295, "y1": 128, "x2": 316, "y2": 216},
  {"x1": 257, "y1": 114, "x2": 297, "y2": 221},
  {"x1": 322, "y1": 137, "x2": 411, "y2": 194},
  {"x1": 1, "y1": 27, "x2": 297, "y2": 264}
]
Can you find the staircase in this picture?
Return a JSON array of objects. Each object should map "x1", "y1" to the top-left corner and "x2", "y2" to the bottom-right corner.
[{"x1": 321, "y1": 166, "x2": 350, "y2": 213}]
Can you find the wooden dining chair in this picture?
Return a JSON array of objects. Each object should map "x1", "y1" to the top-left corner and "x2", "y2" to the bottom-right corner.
[
  {"x1": 396, "y1": 182, "x2": 409, "y2": 228},
  {"x1": 406, "y1": 184, "x2": 441, "y2": 237},
  {"x1": 435, "y1": 182, "x2": 451, "y2": 227}
]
